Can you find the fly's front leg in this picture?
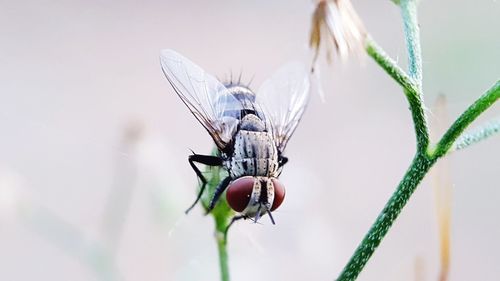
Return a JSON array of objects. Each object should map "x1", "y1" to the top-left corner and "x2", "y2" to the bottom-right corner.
[
  {"x1": 186, "y1": 153, "x2": 223, "y2": 214},
  {"x1": 278, "y1": 155, "x2": 288, "y2": 168},
  {"x1": 223, "y1": 215, "x2": 247, "y2": 243},
  {"x1": 207, "y1": 176, "x2": 232, "y2": 213}
]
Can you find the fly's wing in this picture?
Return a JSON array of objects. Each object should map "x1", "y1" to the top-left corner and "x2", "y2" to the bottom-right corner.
[
  {"x1": 160, "y1": 49, "x2": 240, "y2": 150},
  {"x1": 256, "y1": 62, "x2": 310, "y2": 153}
]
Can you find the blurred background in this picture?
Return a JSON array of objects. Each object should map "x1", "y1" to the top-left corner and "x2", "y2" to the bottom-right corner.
[{"x1": 0, "y1": 0, "x2": 499, "y2": 280}]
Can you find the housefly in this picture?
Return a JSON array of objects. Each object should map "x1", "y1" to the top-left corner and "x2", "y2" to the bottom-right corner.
[{"x1": 160, "y1": 50, "x2": 310, "y2": 226}]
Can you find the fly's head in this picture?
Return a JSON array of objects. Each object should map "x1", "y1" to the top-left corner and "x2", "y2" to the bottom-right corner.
[{"x1": 225, "y1": 176, "x2": 285, "y2": 223}]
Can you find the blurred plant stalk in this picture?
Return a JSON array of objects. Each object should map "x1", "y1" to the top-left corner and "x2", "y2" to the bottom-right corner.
[
  {"x1": 15, "y1": 121, "x2": 144, "y2": 281},
  {"x1": 430, "y1": 96, "x2": 452, "y2": 281},
  {"x1": 100, "y1": 121, "x2": 143, "y2": 256},
  {"x1": 19, "y1": 204, "x2": 122, "y2": 281}
]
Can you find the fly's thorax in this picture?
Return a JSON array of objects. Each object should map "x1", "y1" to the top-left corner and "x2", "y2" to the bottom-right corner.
[
  {"x1": 227, "y1": 128, "x2": 279, "y2": 178},
  {"x1": 220, "y1": 85, "x2": 264, "y2": 120},
  {"x1": 239, "y1": 114, "x2": 266, "y2": 132}
]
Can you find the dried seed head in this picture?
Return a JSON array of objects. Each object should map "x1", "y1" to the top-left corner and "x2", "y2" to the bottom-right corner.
[{"x1": 310, "y1": 0, "x2": 367, "y2": 67}]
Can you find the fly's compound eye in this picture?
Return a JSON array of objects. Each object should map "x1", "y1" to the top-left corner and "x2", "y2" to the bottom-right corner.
[
  {"x1": 226, "y1": 177, "x2": 286, "y2": 213},
  {"x1": 270, "y1": 178, "x2": 285, "y2": 211},
  {"x1": 226, "y1": 176, "x2": 255, "y2": 213}
]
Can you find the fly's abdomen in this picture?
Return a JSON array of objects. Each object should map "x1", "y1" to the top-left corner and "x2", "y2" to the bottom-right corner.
[{"x1": 229, "y1": 130, "x2": 278, "y2": 178}]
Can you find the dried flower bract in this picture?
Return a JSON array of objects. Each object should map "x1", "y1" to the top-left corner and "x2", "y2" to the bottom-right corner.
[{"x1": 310, "y1": 0, "x2": 367, "y2": 68}]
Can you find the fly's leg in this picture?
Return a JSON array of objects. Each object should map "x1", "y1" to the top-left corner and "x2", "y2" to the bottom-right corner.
[
  {"x1": 186, "y1": 153, "x2": 223, "y2": 214},
  {"x1": 278, "y1": 155, "x2": 288, "y2": 168},
  {"x1": 223, "y1": 215, "x2": 247, "y2": 243},
  {"x1": 207, "y1": 176, "x2": 232, "y2": 213},
  {"x1": 266, "y1": 209, "x2": 276, "y2": 225}
]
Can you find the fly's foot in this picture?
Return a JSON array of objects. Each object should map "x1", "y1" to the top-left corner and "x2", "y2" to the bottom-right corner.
[{"x1": 223, "y1": 215, "x2": 247, "y2": 244}]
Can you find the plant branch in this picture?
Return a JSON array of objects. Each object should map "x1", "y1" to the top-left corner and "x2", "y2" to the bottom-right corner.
[
  {"x1": 365, "y1": 37, "x2": 429, "y2": 151},
  {"x1": 452, "y1": 116, "x2": 500, "y2": 151},
  {"x1": 431, "y1": 80, "x2": 500, "y2": 158},
  {"x1": 400, "y1": 0, "x2": 423, "y2": 89},
  {"x1": 400, "y1": 0, "x2": 429, "y2": 151},
  {"x1": 405, "y1": 89, "x2": 430, "y2": 153},
  {"x1": 336, "y1": 1, "x2": 434, "y2": 280},
  {"x1": 365, "y1": 38, "x2": 417, "y2": 93},
  {"x1": 336, "y1": 154, "x2": 435, "y2": 281},
  {"x1": 334, "y1": 0, "x2": 498, "y2": 280},
  {"x1": 336, "y1": 80, "x2": 500, "y2": 280}
]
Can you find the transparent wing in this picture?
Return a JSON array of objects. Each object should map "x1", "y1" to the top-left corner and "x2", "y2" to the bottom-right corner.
[
  {"x1": 160, "y1": 49, "x2": 240, "y2": 150},
  {"x1": 257, "y1": 62, "x2": 310, "y2": 153}
]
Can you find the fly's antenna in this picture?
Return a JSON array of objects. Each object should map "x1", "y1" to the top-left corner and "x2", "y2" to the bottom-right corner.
[
  {"x1": 254, "y1": 204, "x2": 262, "y2": 223},
  {"x1": 267, "y1": 209, "x2": 276, "y2": 225}
]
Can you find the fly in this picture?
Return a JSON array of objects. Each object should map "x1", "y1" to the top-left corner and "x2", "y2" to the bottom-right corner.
[{"x1": 160, "y1": 50, "x2": 310, "y2": 227}]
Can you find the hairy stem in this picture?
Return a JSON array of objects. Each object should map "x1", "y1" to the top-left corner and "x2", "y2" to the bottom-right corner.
[
  {"x1": 400, "y1": 0, "x2": 423, "y2": 89},
  {"x1": 453, "y1": 116, "x2": 500, "y2": 151},
  {"x1": 336, "y1": 154, "x2": 435, "y2": 280},
  {"x1": 432, "y1": 80, "x2": 500, "y2": 158},
  {"x1": 365, "y1": 38, "x2": 416, "y2": 93},
  {"x1": 406, "y1": 88, "x2": 430, "y2": 153},
  {"x1": 365, "y1": 37, "x2": 429, "y2": 152},
  {"x1": 337, "y1": 1, "x2": 432, "y2": 280},
  {"x1": 335, "y1": 0, "x2": 499, "y2": 280},
  {"x1": 400, "y1": 0, "x2": 429, "y2": 151},
  {"x1": 335, "y1": 80, "x2": 500, "y2": 280}
]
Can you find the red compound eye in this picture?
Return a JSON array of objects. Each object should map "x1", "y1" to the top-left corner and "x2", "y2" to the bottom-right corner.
[
  {"x1": 270, "y1": 179, "x2": 285, "y2": 211},
  {"x1": 226, "y1": 177, "x2": 255, "y2": 212}
]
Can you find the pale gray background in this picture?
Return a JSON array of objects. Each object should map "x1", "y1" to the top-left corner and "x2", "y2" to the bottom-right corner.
[{"x1": 0, "y1": 0, "x2": 499, "y2": 280}]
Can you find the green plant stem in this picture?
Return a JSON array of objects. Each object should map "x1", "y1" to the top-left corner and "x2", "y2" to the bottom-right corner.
[
  {"x1": 400, "y1": 0, "x2": 429, "y2": 151},
  {"x1": 365, "y1": 0, "x2": 429, "y2": 152},
  {"x1": 453, "y1": 116, "x2": 500, "y2": 151},
  {"x1": 405, "y1": 87, "x2": 429, "y2": 153},
  {"x1": 400, "y1": 0, "x2": 423, "y2": 89},
  {"x1": 337, "y1": 1, "x2": 499, "y2": 280},
  {"x1": 337, "y1": 1, "x2": 431, "y2": 280},
  {"x1": 214, "y1": 215, "x2": 231, "y2": 281},
  {"x1": 365, "y1": 38, "x2": 416, "y2": 93},
  {"x1": 432, "y1": 80, "x2": 500, "y2": 158},
  {"x1": 336, "y1": 81, "x2": 499, "y2": 281},
  {"x1": 200, "y1": 156, "x2": 233, "y2": 281},
  {"x1": 336, "y1": 153, "x2": 435, "y2": 281},
  {"x1": 365, "y1": 37, "x2": 429, "y2": 152},
  {"x1": 335, "y1": 81, "x2": 500, "y2": 281},
  {"x1": 337, "y1": 81, "x2": 500, "y2": 281}
]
